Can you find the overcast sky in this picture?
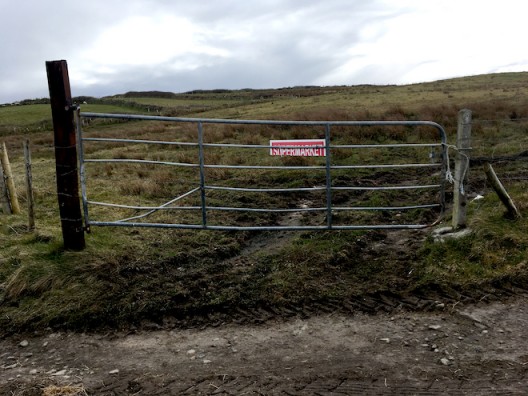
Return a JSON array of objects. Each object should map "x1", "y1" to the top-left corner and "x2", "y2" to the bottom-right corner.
[{"x1": 1, "y1": 0, "x2": 527, "y2": 104}]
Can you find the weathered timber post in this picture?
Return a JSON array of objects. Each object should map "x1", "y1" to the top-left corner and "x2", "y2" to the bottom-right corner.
[
  {"x1": 46, "y1": 60, "x2": 85, "y2": 250},
  {"x1": 452, "y1": 109, "x2": 472, "y2": 229},
  {"x1": 485, "y1": 163, "x2": 521, "y2": 219},
  {"x1": 0, "y1": 142, "x2": 21, "y2": 214},
  {"x1": 0, "y1": 159, "x2": 11, "y2": 214},
  {"x1": 24, "y1": 140, "x2": 36, "y2": 231}
]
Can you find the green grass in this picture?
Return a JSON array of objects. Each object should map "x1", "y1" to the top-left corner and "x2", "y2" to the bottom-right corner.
[
  {"x1": 0, "y1": 104, "x2": 51, "y2": 125},
  {"x1": 0, "y1": 72, "x2": 527, "y2": 334},
  {"x1": 417, "y1": 184, "x2": 528, "y2": 285}
]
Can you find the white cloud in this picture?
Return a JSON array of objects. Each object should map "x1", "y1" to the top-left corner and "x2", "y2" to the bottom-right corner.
[{"x1": 1, "y1": 0, "x2": 528, "y2": 103}]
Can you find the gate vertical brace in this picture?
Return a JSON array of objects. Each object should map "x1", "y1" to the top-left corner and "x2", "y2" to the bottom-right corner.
[
  {"x1": 324, "y1": 124, "x2": 333, "y2": 229},
  {"x1": 75, "y1": 108, "x2": 91, "y2": 233},
  {"x1": 46, "y1": 60, "x2": 85, "y2": 250},
  {"x1": 197, "y1": 122, "x2": 207, "y2": 228}
]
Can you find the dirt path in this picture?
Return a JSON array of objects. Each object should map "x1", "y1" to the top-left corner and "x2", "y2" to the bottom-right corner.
[{"x1": 1, "y1": 295, "x2": 528, "y2": 395}]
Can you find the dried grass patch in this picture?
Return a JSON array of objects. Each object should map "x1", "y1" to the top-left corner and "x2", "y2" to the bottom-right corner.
[{"x1": 42, "y1": 385, "x2": 87, "y2": 396}]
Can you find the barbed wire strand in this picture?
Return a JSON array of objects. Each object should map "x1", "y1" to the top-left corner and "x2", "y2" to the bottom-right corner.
[{"x1": 443, "y1": 143, "x2": 470, "y2": 195}]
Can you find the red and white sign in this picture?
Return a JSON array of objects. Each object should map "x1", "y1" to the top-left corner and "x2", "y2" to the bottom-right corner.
[{"x1": 270, "y1": 139, "x2": 326, "y2": 157}]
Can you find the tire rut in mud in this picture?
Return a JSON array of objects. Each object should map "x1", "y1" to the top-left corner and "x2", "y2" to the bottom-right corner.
[
  {"x1": 86, "y1": 373, "x2": 528, "y2": 395},
  {"x1": 156, "y1": 277, "x2": 528, "y2": 331}
]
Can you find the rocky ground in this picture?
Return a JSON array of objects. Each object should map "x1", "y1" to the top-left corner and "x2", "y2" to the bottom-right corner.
[{"x1": 1, "y1": 294, "x2": 527, "y2": 395}]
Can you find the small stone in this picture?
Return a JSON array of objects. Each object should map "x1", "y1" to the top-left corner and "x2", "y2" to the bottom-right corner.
[
  {"x1": 482, "y1": 330, "x2": 488, "y2": 335},
  {"x1": 109, "y1": 369, "x2": 119, "y2": 375},
  {"x1": 203, "y1": 360, "x2": 212, "y2": 364},
  {"x1": 429, "y1": 325, "x2": 442, "y2": 330},
  {"x1": 440, "y1": 358, "x2": 450, "y2": 366},
  {"x1": 187, "y1": 349, "x2": 196, "y2": 355},
  {"x1": 43, "y1": 342, "x2": 49, "y2": 347},
  {"x1": 380, "y1": 338, "x2": 390, "y2": 343},
  {"x1": 474, "y1": 322, "x2": 487, "y2": 330},
  {"x1": 19, "y1": 340, "x2": 29, "y2": 347},
  {"x1": 29, "y1": 369, "x2": 38, "y2": 375},
  {"x1": 52, "y1": 369, "x2": 67, "y2": 376}
]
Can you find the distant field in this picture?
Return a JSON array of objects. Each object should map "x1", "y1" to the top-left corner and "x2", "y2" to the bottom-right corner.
[
  {"x1": 0, "y1": 103, "x2": 140, "y2": 131},
  {"x1": 0, "y1": 104, "x2": 50, "y2": 126}
]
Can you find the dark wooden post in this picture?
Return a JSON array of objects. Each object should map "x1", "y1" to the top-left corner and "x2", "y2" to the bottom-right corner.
[{"x1": 46, "y1": 60, "x2": 85, "y2": 250}]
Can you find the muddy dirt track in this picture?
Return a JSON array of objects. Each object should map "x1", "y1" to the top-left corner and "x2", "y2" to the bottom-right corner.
[{"x1": 1, "y1": 294, "x2": 527, "y2": 395}]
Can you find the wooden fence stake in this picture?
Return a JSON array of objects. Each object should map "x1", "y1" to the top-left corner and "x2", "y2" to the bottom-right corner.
[
  {"x1": 24, "y1": 140, "x2": 36, "y2": 231},
  {"x1": 0, "y1": 159, "x2": 11, "y2": 214},
  {"x1": 452, "y1": 109, "x2": 472, "y2": 229},
  {"x1": 485, "y1": 163, "x2": 521, "y2": 219},
  {"x1": 46, "y1": 60, "x2": 85, "y2": 250},
  {"x1": 0, "y1": 142, "x2": 21, "y2": 215}
]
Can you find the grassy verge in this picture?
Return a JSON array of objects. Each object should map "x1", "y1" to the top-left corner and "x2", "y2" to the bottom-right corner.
[{"x1": 0, "y1": 73, "x2": 527, "y2": 334}]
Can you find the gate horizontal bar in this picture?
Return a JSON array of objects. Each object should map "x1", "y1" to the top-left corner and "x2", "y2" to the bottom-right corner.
[
  {"x1": 80, "y1": 111, "x2": 446, "y2": 136},
  {"x1": 87, "y1": 201, "x2": 438, "y2": 213},
  {"x1": 83, "y1": 137, "x2": 197, "y2": 146},
  {"x1": 84, "y1": 158, "x2": 440, "y2": 170},
  {"x1": 206, "y1": 184, "x2": 440, "y2": 193},
  {"x1": 83, "y1": 136, "x2": 442, "y2": 150},
  {"x1": 87, "y1": 221, "x2": 431, "y2": 230}
]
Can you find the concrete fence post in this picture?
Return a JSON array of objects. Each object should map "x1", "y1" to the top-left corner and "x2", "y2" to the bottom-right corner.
[{"x1": 452, "y1": 109, "x2": 472, "y2": 229}]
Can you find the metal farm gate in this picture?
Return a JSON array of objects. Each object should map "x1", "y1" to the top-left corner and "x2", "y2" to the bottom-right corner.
[{"x1": 75, "y1": 111, "x2": 447, "y2": 231}]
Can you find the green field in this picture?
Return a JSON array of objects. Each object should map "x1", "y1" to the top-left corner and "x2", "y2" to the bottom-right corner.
[{"x1": 0, "y1": 73, "x2": 526, "y2": 334}]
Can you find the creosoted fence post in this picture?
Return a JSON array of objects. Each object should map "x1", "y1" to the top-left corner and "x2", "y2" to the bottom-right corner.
[
  {"x1": 46, "y1": 60, "x2": 85, "y2": 250},
  {"x1": 452, "y1": 109, "x2": 472, "y2": 229}
]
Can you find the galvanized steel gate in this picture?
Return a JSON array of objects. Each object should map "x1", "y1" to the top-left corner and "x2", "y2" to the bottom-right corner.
[{"x1": 76, "y1": 111, "x2": 447, "y2": 231}]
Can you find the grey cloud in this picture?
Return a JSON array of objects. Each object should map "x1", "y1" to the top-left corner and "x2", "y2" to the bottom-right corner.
[{"x1": 1, "y1": 1, "x2": 525, "y2": 104}]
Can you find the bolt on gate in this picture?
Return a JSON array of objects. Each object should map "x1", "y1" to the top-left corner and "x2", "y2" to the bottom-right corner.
[{"x1": 75, "y1": 111, "x2": 447, "y2": 231}]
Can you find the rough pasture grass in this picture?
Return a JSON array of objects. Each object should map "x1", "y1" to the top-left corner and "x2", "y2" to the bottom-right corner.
[{"x1": 0, "y1": 72, "x2": 526, "y2": 334}]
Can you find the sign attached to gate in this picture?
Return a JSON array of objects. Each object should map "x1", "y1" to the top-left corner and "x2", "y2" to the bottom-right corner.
[{"x1": 270, "y1": 139, "x2": 326, "y2": 157}]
